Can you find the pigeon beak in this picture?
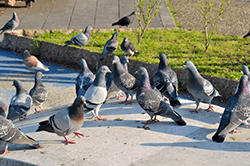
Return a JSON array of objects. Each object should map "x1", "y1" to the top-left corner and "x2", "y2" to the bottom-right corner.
[
  {"x1": 112, "y1": 60, "x2": 115, "y2": 64},
  {"x1": 134, "y1": 71, "x2": 138, "y2": 75},
  {"x1": 107, "y1": 68, "x2": 111, "y2": 73},
  {"x1": 182, "y1": 65, "x2": 186, "y2": 69}
]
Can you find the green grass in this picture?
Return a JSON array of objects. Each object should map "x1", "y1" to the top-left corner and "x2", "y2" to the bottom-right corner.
[{"x1": 34, "y1": 29, "x2": 250, "y2": 80}]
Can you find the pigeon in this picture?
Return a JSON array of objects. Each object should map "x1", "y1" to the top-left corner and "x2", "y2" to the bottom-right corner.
[
  {"x1": 29, "y1": 72, "x2": 48, "y2": 113},
  {"x1": 120, "y1": 37, "x2": 139, "y2": 57},
  {"x1": 0, "y1": 12, "x2": 19, "y2": 35},
  {"x1": 7, "y1": 80, "x2": 32, "y2": 121},
  {"x1": 234, "y1": 65, "x2": 250, "y2": 94},
  {"x1": 64, "y1": 25, "x2": 93, "y2": 49},
  {"x1": 75, "y1": 59, "x2": 95, "y2": 97},
  {"x1": 135, "y1": 67, "x2": 186, "y2": 125},
  {"x1": 99, "y1": 32, "x2": 119, "y2": 61},
  {"x1": 112, "y1": 11, "x2": 136, "y2": 28},
  {"x1": 106, "y1": 56, "x2": 129, "y2": 100},
  {"x1": 84, "y1": 66, "x2": 111, "y2": 120},
  {"x1": 36, "y1": 96, "x2": 86, "y2": 144},
  {"x1": 0, "y1": 116, "x2": 40, "y2": 156},
  {"x1": 154, "y1": 53, "x2": 181, "y2": 107},
  {"x1": 182, "y1": 61, "x2": 221, "y2": 113},
  {"x1": 212, "y1": 75, "x2": 250, "y2": 143},
  {"x1": 0, "y1": 99, "x2": 8, "y2": 118},
  {"x1": 23, "y1": 50, "x2": 49, "y2": 72},
  {"x1": 112, "y1": 56, "x2": 139, "y2": 104}
]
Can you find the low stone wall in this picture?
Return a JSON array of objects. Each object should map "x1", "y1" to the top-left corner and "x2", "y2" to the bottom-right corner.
[{"x1": 0, "y1": 33, "x2": 238, "y2": 104}]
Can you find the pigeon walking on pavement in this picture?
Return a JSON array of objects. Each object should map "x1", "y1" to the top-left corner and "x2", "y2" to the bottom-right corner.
[
  {"x1": 84, "y1": 66, "x2": 111, "y2": 120},
  {"x1": 212, "y1": 75, "x2": 250, "y2": 143},
  {"x1": 23, "y1": 50, "x2": 49, "y2": 72},
  {"x1": 7, "y1": 80, "x2": 32, "y2": 121},
  {"x1": 29, "y1": 72, "x2": 48, "y2": 113},
  {"x1": 182, "y1": 61, "x2": 221, "y2": 113},
  {"x1": 0, "y1": 12, "x2": 19, "y2": 35},
  {"x1": 112, "y1": 11, "x2": 136, "y2": 28},
  {"x1": 120, "y1": 37, "x2": 139, "y2": 57},
  {"x1": 0, "y1": 99, "x2": 8, "y2": 118},
  {"x1": 75, "y1": 59, "x2": 95, "y2": 97},
  {"x1": 112, "y1": 56, "x2": 139, "y2": 104},
  {"x1": 0, "y1": 116, "x2": 41, "y2": 155},
  {"x1": 64, "y1": 25, "x2": 93, "y2": 49},
  {"x1": 36, "y1": 96, "x2": 86, "y2": 145},
  {"x1": 154, "y1": 53, "x2": 181, "y2": 107},
  {"x1": 135, "y1": 67, "x2": 186, "y2": 125}
]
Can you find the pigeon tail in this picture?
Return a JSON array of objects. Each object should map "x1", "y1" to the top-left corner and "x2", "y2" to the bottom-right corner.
[
  {"x1": 64, "y1": 41, "x2": 71, "y2": 47},
  {"x1": 170, "y1": 99, "x2": 181, "y2": 107},
  {"x1": 36, "y1": 120, "x2": 54, "y2": 133},
  {"x1": 112, "y1": 22, "x2": 119, "y2": 26},
  {"x1": 25, "y1": 135, "x2": 41, "y2": 148},
  {"x1": 212, "y1": 133, "x2": 225, "y2": 143},
  {"x1": 162, "y1": 110, "x2": 186, "y2": 126}
]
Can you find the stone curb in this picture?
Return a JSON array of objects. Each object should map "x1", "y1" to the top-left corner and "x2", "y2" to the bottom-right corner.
[{"x1": 0, "y1": 32, "x2": 238, "y2": 104}]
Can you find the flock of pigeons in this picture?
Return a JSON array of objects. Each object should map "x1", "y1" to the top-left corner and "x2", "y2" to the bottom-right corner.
[{"x1": 0, "y1": 11, "x2": 250, "y2": 156}]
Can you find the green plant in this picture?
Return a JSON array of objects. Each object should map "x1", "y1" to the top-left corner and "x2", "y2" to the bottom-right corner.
[
  {"x1": 197, "y1": 0, "x2": 230, "y2": 52},
  {"x1": 134, "y1": 0, "x2": 163, "y2": 43},
  {"x1": 30, "y1": 39, "x2": 40, "y2": 55}
]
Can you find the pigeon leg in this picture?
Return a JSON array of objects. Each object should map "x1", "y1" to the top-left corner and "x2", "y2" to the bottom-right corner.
[
  {"x1": 126, "y1": 98, "x2": 135, "y2": 105},
  {"x1": 0, "y1": 145, "x2": 10, "y2": 156},
  {"x1": 119, "y1": 95, "x2": 129, "y2": 104},
  {"x1": 190, "y1": 99, "x2": 200, "y2": 113},
  {"x1": 64, "y1": 136, "x2": 75, "y2": 144},
  {"x1": 73, "y1": 132, "x2": 84, "y2": 138}
]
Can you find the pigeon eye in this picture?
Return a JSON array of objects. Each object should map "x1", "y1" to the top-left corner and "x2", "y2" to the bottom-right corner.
[
  {"x1": 103, "y1": 68, "x2": 106, "y2": 70},
  {"x1": 187, "y1": 63, "x2": 189, "y2": 65},
  {"x1": 139, "y1": 70, "x2": 141, "y2": 72}
]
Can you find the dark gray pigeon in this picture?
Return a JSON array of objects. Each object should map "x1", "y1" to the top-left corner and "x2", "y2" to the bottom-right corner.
[
  {"x1": 100, "y1": 32, "x2": 119, "y2": 61},
  {"x1": 0, "y1": 12, "x2": 19, "y2": 35},
  {"x1": 212, "y1": 75, "x2": 250, "y2": 143},
  {"x1": 84, "y1": 66, "x2": 111, "y2": 120},
  {"x1": 0, "y1": 115, "x2": 40, "y2": 155},
  {"x1": 75, "y1": 59, "x2": 95, "y2": 97},
  {"x1": 29, "y1": 72, "x2": 48, "y2": 113},
  {"x1": 7, "y1": 80, "x2": 32, "y2": 121},
  {"x1": 112, "y1": 56, "x2": 139, "y2": 104},
  {"x1": 64, "y1": 25, "x2": 92, "y2": 49},
  {"x1": 154, "y1": 53, "x2": 181, "y2": 107},
  {"x1": 234, "y1": 65, "x2": 250, "y2": 94},
  {"x1": 182, "y1": 61, "x2": 220, "y2": 113},
  {"x1": 135, "y1": 67, "x2": 186, "y2": 125},
  {"x1": 36, "y1": 96, "x2": 86, "y2": 144},
  {"x1": 112, "y1": 11, "x2": 135, "y2": 28},
  {"x1": 121, "y1": 37, "x2": 139, "y2": 57},
  {"x1": 0, "y1": 99, "x2": 8, "y2": 118},
  {"x1": 106, "y1": 56, "x2": 129, "y2": 100}
]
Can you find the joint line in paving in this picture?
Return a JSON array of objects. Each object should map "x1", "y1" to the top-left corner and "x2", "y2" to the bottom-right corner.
[
  {"x1": 118, "y1": 0, "x2": 120, "y2": 19},
  {"x1": 67, "y1": 0, "x2": 77, "y2": 29},
  {"x1": 93, "y1": 0, "x2": 98, "y2": 28},
  {"x1": 41, "y1": 0, "x2": 56, "y2": 29}
]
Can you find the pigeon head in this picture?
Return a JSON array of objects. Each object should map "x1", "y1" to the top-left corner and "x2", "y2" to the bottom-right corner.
[
  {"x1": 80, "y1": 59, "x2": 89, "y2": 72},
  {"x1": 73, "y1": 95, "x2": 86, "y2": 107},
  {"x1": 112, "y1": 56, "x2": 120, "y2": 64},
  {"x1": 85, "y1": 25, "x2": 93, "y2": 32},
  {"x1": 135, "y1": 67, "x2": 151, "y2": 90},
  {"x1": 158, "y1": 53, "x2": 168, "y2": 69},
  {"x1": 237, "y1": 75, "x2": 249, "y2": 96},
  {"x1": 111, "y1": 32, "x2": 118, "y2": 40},
  {"x1": 13, "y1": 12, "x2": 18, "y2": 22},
  {"x1": 23, "y1": 50, "x2": 31, "y2": 57},
  {"x1": 123, "y1": 37, "x2": 128, "y2": 42},
  {"x1": 97, "y1": 65, "x2": 111, "y2": 74},
  {"x1": 35, "y1": 71, "x2": 44, "y2": 79},
  {"x1": 242, "y1": 65, "x2": 249, "y2": 76},
  {"x1": 120, "y1": 56, "x2": 129, "y2": 65},
  {"x1": 182, "y1": 61, "x2": 200, "y2": 76},
  {"x1": 13, "y1": 80, "x2": 26, "y2": 94}
]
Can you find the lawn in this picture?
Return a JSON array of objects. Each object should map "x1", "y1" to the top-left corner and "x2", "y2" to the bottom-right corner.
[{"x1": 34, "y1": 29, "x2": 250, "y2": 80}]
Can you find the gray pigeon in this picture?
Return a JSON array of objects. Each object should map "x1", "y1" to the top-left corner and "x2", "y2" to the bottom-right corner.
[
  {"x1": 135, "y1": 67, "x2": 186, "y2": 125},
  {"x1": 234, "y1": 65, "x2": 250, "y2": 94},
  {"x1": 106, "y1": 56, "x2": 129, "y2": 100},
  {"x1": 154, "y1": 53, "x2": 181, "y2": 107},
  {"x1": 0, "y1": 12, "x2": 19, "y2": 35},
  {"x1": 84, "y1": 66, "x2": 111, "y2": 120},
  {"x1": 0, "y1": 116, "x2": 40, "y2": 155},
  {"x1": 0, "y1": 99, "x2": 8, "y2": 118},
  {"x1": 36, "y1": 96, "x2": 86, "y2": 144},
  {"x1": 29, "y1": 72, "x2": 48, "y2": 113},
  {"x1": 182, "y1": 61, "x2": 220, "y2": 113},
  {"x1": 75, "y1": 59, "x2": 95, "y2": 97},
  {"x1": 121, "y1": 37, "x2": 139, "y2": 57},
  {"x1": 99, "y1": 32, "x2": 119, "y2": 61},
  {"x1": 112, "y1": 11, "x2": 135, "y2": 28},
  {"x1": 112, "y1": 56, "x2": 139, "y2": 104},
  {"x1": 64, "y1": 25, "x2": 92, "y2": 49},
  {"x1": 212, "y1": 75, "x2": 250, "y2": 143},
  {"x1": 7, "y1": 80, "x2": 32, "y2": 121}
]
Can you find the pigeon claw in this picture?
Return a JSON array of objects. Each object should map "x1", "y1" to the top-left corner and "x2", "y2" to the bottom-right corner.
[
  {"x1": 232, "y1": 129, "x2": 240, "y2": 133},
  {"x1": 73, "y1": 132, "x2": 84, "y2": 138},
  {"x1": 95, "y1": 116, "x2": 107, "y2": 121},
  {"x1": 64, "y1": 137, "x2": 75, "y2": 145},
  {"x1": 190, "y1": 109, "x2": 199, "y2": 114},
  {"x1": 0, "y1": 149, "x2": 10, "y2": 156},
  {"x1": 119, "y1": 100, "x2": 128, "y2": 104},
  {"x1": 126, "y1": 100, "x2": 135, "y2": 105},
  {"x1": 19, "y1": 116, "x2": 30, "y2": 121},
  {"x1": 206, "y1": 105, "x2": 214, "y2": 111}
]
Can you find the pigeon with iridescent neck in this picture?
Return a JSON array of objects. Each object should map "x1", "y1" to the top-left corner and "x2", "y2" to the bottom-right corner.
[
  {"x1": 112, "y1": 11, "x2": 135, "y2": 28},
  {"x1": 99, "y1": 32, "x2": 118, "y2": 61},
  {"x1": 23, "y1": 50, "x2": 49, "y2": 72},
  {"x1": 121, "y1": 37, "x2": 139, "y2": 57},
  {"x1": 212, "y1": 75, "x2": 250, "y2": 143},
  {"x1": 0, "y1": 12, "x2": 19, "y2": 35},
  {"x1": 135, "y1": 67, "x2": 186, "y2": 126},
  {"x1": 0, "y1": 99, "x2": 8, "y2": 118},
  {"x1": 64, "y1": 25, "x2": 92, "y2": 49},
  {"x1": 182, "y1": 61, "x2": 220, "y2": 113}
]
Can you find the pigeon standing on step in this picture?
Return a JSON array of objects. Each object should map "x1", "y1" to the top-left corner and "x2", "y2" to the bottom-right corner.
[
  {"x1": 0, "y1": 99, "x2": 8, "y2": 118},
  {"x1": 29, "y1": 72, "x2": 48, "y2": 113},
  {"x1": 212, "y1": 75, "x2": 250, "y2": 143},
  {"x1": 7, "y1": 80, "x2": 32, "y2": 121},
  {"x1": 84, "y1": 66, "x2": 111, "y2": 120},
  {"x1": 112, "y1": 11, "x2": 136, "y2": 28},
  {"x1": 182, "y1": 61, "x2": 221, "y2": 113},
  {"x1": 121, "y1": 37, "x2": 139, "y2": 57},
  {"x1": 64, "y1": 25, "x2": 93, "y2": 49},
  {"x1": 0, "y1": 12, "x2": 19, "y2": 35},
  {"x1": 135, "y1": 67, "x2": 186, "y2": 125},
  {"x1": 112, "y1": 56, "x2": 139, "y2": 104},
  {"x1": 36, "y1": 96, "x2": 86, "y2": 145},
  {"x1": 23, "y1": 50, "x2": 49, "y2": 72},
  {"x1": 75, "y1": 59, "x2": 95, "y2": 97},
  {"x1": 0, "y1": 116, "x2": 40, "y2": 156},
  {"x1": 154, "y1": 53, "x2": 181, "y2": 107}
]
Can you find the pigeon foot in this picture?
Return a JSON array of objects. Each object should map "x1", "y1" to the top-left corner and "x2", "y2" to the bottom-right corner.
[
  {"x1": 0, "y1": 149, "x2": 10, "y2": 156},
  {"x1": 115, "y1": 94, "x2": 126, "y2": 100},
  {"x1": 206, "y1": 105, "x2": 214, "y2": 111},
  {"x1": 232, "y1": 129, "x2": 240, "y2": 133},
  {"x1": 190, "y1": 109, "x2": 199, "y2": 113},
  {"x1": 245, "y1": 123, "x2": 250, "y2": 128},
  {"x1": 143, "y1": 119, "x2": 159, "y2": 125},
  {"x1": 126, "y1": 100, "x2": 135, "y2": 105},
  {"x1": 64, "y1": 137, "x2": 75, "y2": 145},
  {"x1": 19, "y1": 116, "x2": 30, "y2": 121},
  {"x1": 119, "y1": 100, "x2": 128, "y2": 104},
  {"x1": 94, "y1": 115, "x2": 107, "y2": 121},
  {"x1": 73, "y1": 132, "x2": 84, "y2": 138}
]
